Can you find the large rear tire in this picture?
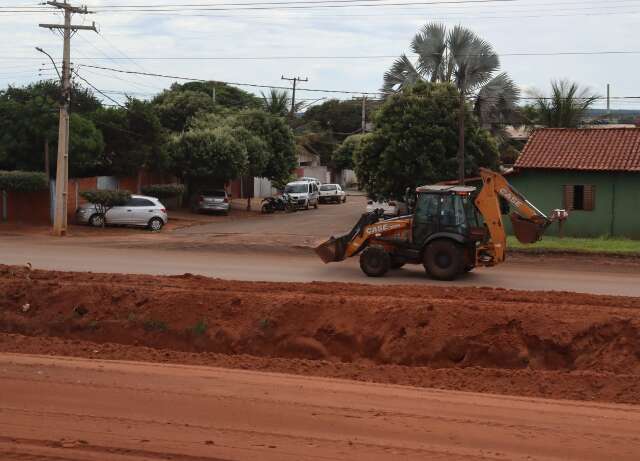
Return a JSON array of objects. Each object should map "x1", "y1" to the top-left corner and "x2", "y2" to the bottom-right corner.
[
  {"x1": 423, "y1": 240, "x2": 464, "y2": 281},
  {"x1": 359, "y1": 247, "x2": 390, "y2": 277}
]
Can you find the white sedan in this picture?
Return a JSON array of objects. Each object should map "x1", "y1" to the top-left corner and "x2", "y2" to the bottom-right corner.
[
  {"x1": 319, "y1": 184, "x2": 346, "y2": 203},
  {"x1": 76, "y1": 194, "x2": 168, "y2": 231}
]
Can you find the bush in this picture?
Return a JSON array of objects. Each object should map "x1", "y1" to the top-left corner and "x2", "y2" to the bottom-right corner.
[
  {"x1": 80, "y1": 189, "x2": 131, "y2": 208},
  {"x1": 0, "y1": 171, "x2": 48, "y2": 192},
  {"x1": 141, "y1": 183, "x2": 185, "y2": 199}
]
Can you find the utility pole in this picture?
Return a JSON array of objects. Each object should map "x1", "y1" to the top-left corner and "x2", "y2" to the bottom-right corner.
[
  {"x1": 39, "y1": 1, "x2": 96, "y2": 236},
  {"x1": 281, "y1": 75, "x2": 308, "y2": 120},
  {"x1": 606, "y1": 83, "x2": 611, "y2": 115}
]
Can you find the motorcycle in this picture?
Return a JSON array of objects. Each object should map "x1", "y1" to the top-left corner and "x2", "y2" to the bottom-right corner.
[{"x1": 261, "y1": 194, "x2": 299, "y2": 214}]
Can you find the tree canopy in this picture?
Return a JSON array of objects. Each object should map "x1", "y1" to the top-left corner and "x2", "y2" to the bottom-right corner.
[
  {"x1": 333, "y1": 134, "x2": 363, "y2": 171},
  {"x1": 355, "y1": 82, "x2": 499, "y2": 199},
  {"x1": 167, "y1": 126, "x2": 248, "y2": 184}
]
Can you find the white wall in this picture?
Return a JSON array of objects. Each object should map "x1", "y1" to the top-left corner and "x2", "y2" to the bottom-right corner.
[
  {"x1": 253, "y1": 177, "x2": 278, "y2": 198},
  {"x1": 300, "y1": 166, "x2": 330, "y2": 183}
]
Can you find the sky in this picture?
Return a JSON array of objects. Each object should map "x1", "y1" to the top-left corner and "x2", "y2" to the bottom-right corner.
[{"x1": 1, "y1": 0, "x2": 639, "y2": 110}]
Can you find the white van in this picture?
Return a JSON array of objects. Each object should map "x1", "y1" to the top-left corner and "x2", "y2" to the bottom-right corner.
[{"x1": 284, "y1": 180, "x2": 320, "y2": 210}]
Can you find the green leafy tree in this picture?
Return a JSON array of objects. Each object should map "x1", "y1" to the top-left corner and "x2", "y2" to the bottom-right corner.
[
  {"x1": 530, "y1": 79, "x2": 600, "y2": 128},
  {"x1": 153, "y1": 90, "x2": 214, "y2": 132},
  {"x1": 91, "y1": 98, "x2": 167, "y2": 176},
  {"x1": 232, "y1": 110, "x2": 297, "y2": 183},
  {"x1": 355, "y1": 82, "x2": 499, "y2": 200},
  {"x1": 302, "y1": 99, "x2": 364, "y2": 136},
  {"x1": 383, "y1": 23, "x2": 518, "y2": 183},
  {"x1": 191, "y1": 110, "x2": 295, "y2": 207},
  {"x1": 332, "y1": 134, "x2": 363, "y2": 171},
  {"x1": 0, "y1": 80, "x2": 103, "y2": 176},
  {"x1": 167, "y1": 126, "x2": 248, "y2": 189},
  {"x1": 177, "y1": 81, "x2": 261, "y2": 110}
]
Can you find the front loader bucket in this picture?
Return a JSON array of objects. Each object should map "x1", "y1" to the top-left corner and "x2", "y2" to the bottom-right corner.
[
  {"x1": 510, "y1": 213, "x2": 544, "y2": 244},
  {"x1": 315, "y1": 235, "x2": 351, "y2": 263}
]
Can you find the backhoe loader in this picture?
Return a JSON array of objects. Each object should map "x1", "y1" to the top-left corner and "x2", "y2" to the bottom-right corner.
[{"x1": 315, "y1": 168, "x2": 568, "y2": 280}]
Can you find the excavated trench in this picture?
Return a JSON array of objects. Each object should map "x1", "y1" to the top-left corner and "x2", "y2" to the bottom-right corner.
[{"x1": 1, "y1": 265, "x2": 639, "y2": 376}]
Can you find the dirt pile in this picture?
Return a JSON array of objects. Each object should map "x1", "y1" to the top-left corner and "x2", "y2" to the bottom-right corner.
[{"x1": 1, "y1": 264, "x2": 639, "y2": 402}]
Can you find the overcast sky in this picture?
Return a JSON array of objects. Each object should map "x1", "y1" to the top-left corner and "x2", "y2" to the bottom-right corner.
[{"x1": 2, "y1": 0, "x2": 639, "y2": 110}]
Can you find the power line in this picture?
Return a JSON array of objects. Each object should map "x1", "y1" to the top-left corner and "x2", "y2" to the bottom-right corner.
[
  {"x1": 79, "y1": 63, "x2": 383, "y2": 95},
  {"x1": 73, "y1": 63, "x2": 640, "y2": 101}
]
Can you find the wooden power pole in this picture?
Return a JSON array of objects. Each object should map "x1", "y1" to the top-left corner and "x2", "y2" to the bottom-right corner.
[
  {"x1": 281, "y1": 75, "x2": 308, "y2": 120},
  {"x1": 39, "y1": 1, "x2": 96, "y2": 236}
]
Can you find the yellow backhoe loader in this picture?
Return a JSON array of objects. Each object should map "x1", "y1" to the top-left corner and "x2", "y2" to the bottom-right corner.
[{"x1": 315, "y1": 168, "x2": 568, "y2": 280}]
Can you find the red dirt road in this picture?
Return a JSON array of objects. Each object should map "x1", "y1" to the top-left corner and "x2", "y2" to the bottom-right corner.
[{"x1": 1, "y1": 353, "x2": 640, "y2": 461}]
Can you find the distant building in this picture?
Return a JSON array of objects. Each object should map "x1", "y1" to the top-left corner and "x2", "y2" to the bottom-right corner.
[{"x1": 509, "y1": 128, "x2": 640, "y2": 238}]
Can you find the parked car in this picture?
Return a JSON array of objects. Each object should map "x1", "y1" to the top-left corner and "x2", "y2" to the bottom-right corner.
[
  {"x1": 77, "y1": 194, "x2": 168, "y2": 231},
  {"x1": 366, "y1": 198, "x2": 407, "y2": 218},
  {"x1": 284, "y1": 180, "x2": 319, "y2": 209},
  {"x1": 192, "y1": 189, "x2": 231, "y2": 215},
  {"x1": 319, "y1": 184, "x2": 346, "y2": 203}
]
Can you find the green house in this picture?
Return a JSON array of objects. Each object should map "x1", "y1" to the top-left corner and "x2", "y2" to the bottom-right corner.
[{"x1": 508, "y1": 128, "x2": 640, "y2": 239}]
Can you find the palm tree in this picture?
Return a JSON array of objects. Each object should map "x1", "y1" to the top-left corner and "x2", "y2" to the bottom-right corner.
[
  {"x1": 383, "y1": 23, "x2": 519, "y2": 184},
  {"x1": 531, "y1": 80, "x2": 600, "y2": 128},
  {"x1": 261, "y1": 89, "x2": 291, "y2": 117}
]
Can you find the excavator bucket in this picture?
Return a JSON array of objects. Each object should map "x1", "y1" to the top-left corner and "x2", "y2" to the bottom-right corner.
[
  {"x1": 315, "y1": 235, "x2": 351, "y2": 263},
  {"x1": 315, "y1": 211, "x2": 383, "y2": 264},
  {"x1": 510, "y1": 213, "x2": 544, "y2": 244}
]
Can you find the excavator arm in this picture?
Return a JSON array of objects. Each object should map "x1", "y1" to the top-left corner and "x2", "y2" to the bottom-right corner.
[{"x1": 474, "y1": 168, "x2": 567, "y2": 265}]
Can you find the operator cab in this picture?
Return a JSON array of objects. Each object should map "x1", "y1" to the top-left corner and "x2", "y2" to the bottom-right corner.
[{"x1": 412, "y1": 185, "x2": 484, "y2": 248}]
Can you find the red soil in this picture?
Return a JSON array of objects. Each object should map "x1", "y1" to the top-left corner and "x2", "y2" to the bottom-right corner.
[{"x1": 1, "y1": 265, "x2": 639, "y2": 403}]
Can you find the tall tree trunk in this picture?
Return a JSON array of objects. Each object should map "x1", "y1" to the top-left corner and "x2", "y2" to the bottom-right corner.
[{"x1": 457, "y1": 93, "x2": 466, "y2": 185}]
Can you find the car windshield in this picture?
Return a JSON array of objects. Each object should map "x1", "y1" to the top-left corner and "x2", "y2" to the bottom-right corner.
[
  {"x1": 320, "y1": 185, "x2": 336, "y2": 191},
  {"x1": 201, "y1": 190, "x2": 225, "y2": 197},
  {"x1": 285, "y1": 184, "x2": 308, "y2": 194}
]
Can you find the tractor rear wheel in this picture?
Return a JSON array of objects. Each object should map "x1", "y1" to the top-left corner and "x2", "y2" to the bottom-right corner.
[
  {"x1": 359, "y1": 247, "x2": 390, "y2": 277},
  {"x1": 424, "y1": 240, "x2": 464, "y2": 281}
]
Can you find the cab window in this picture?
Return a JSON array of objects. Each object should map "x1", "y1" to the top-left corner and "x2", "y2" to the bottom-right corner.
[
  {"x1": 414, "y1": 193, "x2": 439, "y2": 223},
  {"x1": 440, "y1": 195, "x2": 468, "y2": 233}
]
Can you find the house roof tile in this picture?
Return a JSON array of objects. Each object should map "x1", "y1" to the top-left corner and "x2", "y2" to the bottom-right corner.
[{"x1": 514, "y1": 128, "x2": 640, "y2": 172}]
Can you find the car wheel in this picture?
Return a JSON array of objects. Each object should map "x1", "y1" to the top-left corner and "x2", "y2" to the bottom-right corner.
[
  {"x1": 359, "y1": 246, "x2": 390, "y2": 277},
  {"x1": 423, "y1": 240, "x2": 464, "y2": 281},
  {"x1": 89, "y1": 213, "x2": 105, "y2": 227},
  {"x1": 148, "y1": 217, "x2": 164, "y2": 232}
]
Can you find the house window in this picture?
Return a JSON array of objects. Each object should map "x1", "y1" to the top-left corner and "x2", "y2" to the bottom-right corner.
[{"x1": 563, "y1": 185, "x2": 595, "y2": 211}]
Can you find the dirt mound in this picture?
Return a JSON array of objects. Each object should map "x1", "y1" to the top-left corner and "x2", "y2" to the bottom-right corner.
[{"x1": 1, "y1": 264, "x2": 639, "y2": 375}]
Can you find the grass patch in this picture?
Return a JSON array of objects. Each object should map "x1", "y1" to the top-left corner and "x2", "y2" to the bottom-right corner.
[
  {"x1": 191, "y1": 319, "x2": 208, "y2": 336},
  {"x1": 507, "y1": 236, "x2": 640, "y2": 255}
]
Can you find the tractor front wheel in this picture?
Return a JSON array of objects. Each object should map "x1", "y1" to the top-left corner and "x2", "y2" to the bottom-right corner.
[
  {"x1": 359, "y1": 247, "x2": 390, "y2": 277},
  {"x1": 424, "y1": 240, "x2": 464, "y2": 281}
]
